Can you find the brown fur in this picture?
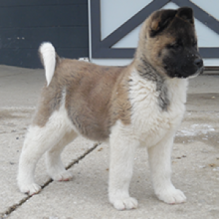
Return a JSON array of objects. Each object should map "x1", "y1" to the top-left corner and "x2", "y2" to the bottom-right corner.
[
  {"x1": 33, "y1": 7, "x2": 202, "y2": 141},
  {"x1": 33, "y1": 59, "x2": 133, "y2": 141},
  {"x1": 135, "y1": 11, "x2": 176, "y2": 72},
  {"x1": 135, "y1": 8, "x2": 198, "y2": 79}
]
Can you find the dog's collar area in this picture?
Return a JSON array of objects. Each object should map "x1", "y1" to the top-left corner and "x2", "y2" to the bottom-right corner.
[
  {"x1": 134, "y1": 56, "x2": 170, "y2": 111},
  {"x1": 136, "y1": 56, "x2": 163, "y2": 82}
]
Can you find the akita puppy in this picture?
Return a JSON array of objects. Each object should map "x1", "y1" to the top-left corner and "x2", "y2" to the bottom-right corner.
[{"x1": 18, "y1": 7, "x2": 203, "y2": 210}]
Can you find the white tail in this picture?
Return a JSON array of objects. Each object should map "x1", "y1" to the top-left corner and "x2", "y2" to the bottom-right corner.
[{"x1": 39, "y1": 42, "x2": 56, "y2": 86}]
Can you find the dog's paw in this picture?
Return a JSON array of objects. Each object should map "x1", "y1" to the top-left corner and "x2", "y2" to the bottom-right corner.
[
  {"x1": 19, "y1": 183, "x2": 41, "y2": 196},
  {"x1": 110, "y1": 197, "x2": 138, "y2": 210},
  {"x1": 156, "y1": 188, "x2": 186, "y2": 204},
  {"x1": 51, "y1": 170, "x2": 73, "y2": 182}
]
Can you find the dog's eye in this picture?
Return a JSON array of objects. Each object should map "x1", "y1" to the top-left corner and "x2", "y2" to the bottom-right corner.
[
  {"x1": 192, "y1": 40, "x2": 198, "y2": 48},
  {"x1": 167, "y1": 39, "x2": 183, "y2": 50},
  {"x1": 191, "y1": 37, "x2": 198, "y2": 48},
  {"x1": 167, "y1": 42, "x2": 181, "y2": 50}
]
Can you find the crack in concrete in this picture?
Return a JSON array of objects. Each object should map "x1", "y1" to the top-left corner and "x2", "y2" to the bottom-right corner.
[{"x1": 0, "y1": 143, "x2": 100, "y2": 219}]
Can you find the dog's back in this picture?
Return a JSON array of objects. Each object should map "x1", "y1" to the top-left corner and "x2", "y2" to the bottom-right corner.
[{"x1": 34, "y1": 43, "x2": 131, "y2": 141}]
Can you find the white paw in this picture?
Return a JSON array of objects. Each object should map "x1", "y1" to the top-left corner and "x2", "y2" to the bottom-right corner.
[
  {"x1": 156, "y1": 188, "x2": 186, "y2": 204},
  {"x1": 51, "y1": 170, "x2": 73, "y2": 181},
  {"x1": 110, "y1": 197, "x2": 138, "y2": 210},
  {"x1": 19, "y1": 183, "x2": 41, "y2": 195}
]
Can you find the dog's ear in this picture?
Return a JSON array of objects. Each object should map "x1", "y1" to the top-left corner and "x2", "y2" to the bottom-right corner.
[
  {"x1": 176, "y1": 7, "x2": 194, "y2": 24},
  {"x1": 150, "y1": 9, "x2": 177, "y2": 37}
]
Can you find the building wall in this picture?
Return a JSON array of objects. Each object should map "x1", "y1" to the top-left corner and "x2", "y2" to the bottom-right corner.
[
  {"x1": 0, "y1": 0, "x2": 89, "y2": 68},
  {"x1": 89, "y1": 0, "x2": 219, "y2": 67}
]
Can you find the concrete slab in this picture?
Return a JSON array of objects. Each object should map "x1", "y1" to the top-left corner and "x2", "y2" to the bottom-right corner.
[
  {"x1": 0, "y1": 65, "x2": 44, "y2": 107},
  {"x1": 187, "y1": 75, "x2": 219, "y2": 111},
  {"x1": 0, "y1": 65, "x2": 219, "y2": 218},
  {"x1": 7, "y1": 111, "x2": 219, "y2": 219},
  {"x1": 0, "y1": 66, "x2": 99, "y2": 217},
  {"x1": 0, "y1": 107, "x2": 97, "y2": 216},
  {"x1": 188, "y1": 75, "x2": 219, "y2": 94}
]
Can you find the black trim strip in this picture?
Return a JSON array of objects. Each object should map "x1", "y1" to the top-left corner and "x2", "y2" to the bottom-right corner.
[
  {"x1": 92, "y1": 48, "x2": 219, "y2": 59},
  {"x1": 90, "y1": 0, "x2": 101, "y2": 57},
  {"x1": 200, "y1": 48, "x2": 219, "y2": 58}
]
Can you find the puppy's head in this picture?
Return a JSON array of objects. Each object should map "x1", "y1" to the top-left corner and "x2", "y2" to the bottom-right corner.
[{"x1": 137, "y1": 7, "x2": 204, "y2": 78}]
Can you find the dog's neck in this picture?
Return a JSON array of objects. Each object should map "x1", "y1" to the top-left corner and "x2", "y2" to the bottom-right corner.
[
  {"x1": 133, "y1": 54, "x2": 188, "y2": 111},
  {"x1": 133, "y1": 55, "x2": 170, "y2": 111},
  {"x1": 134, "y1": 54, "x2": 164, "y2": 82}
]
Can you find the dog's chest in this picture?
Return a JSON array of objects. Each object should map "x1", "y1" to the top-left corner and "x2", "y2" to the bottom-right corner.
[{"x1": 128, "y1": 74, "x2": 188, "y2": 145}]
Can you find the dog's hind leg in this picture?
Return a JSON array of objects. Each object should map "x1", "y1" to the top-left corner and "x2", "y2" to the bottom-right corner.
[
  {"x1": 17, "y1": 107, "x2": 75, "y2": 195},
  {"x1": 46, "y1": 130, "x2": 77, "y2": 181}
]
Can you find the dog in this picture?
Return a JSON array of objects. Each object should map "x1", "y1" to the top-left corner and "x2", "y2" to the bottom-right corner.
[{"x1": 17, "y1": 7, "x2": 203, "y2": 210}]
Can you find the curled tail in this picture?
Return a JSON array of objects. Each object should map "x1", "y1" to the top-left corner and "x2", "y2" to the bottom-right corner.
[{"x1": 39, "y1": 42, "x2": 58, "y2": 86}]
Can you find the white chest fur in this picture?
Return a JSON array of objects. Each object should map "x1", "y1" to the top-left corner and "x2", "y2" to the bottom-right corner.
[{"x1": 128, "y1": 71, "x2": 188, "y2": 146}]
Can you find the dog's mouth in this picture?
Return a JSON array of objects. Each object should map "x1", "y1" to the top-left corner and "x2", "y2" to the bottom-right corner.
[
  {"x1": 188, "y1": 66, "x2": 204, "y2": 79},
  {"x1": 164, "y1": 64, "x2": 204, "y2": 79},
  {"x1": 178, "y1": 66, "x2": 204, "y2": 79}
]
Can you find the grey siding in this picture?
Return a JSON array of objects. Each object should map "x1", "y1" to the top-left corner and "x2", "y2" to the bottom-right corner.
[{"x1": 0, "y1": 0, "x2": 88, "y2": 68}]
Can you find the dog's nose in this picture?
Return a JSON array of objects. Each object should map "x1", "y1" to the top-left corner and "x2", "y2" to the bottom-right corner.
[{"x1": 194, "y1": 58, "x2": 203, "y2": 68}]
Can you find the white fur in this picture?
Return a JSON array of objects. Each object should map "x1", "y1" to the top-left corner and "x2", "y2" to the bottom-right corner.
[
  {"x1": 17, "y1": 95, "x2": 77, "y2": 195},
  {"x1": 39, "y1": 42, "x2": 56, "y2": 86},
  {"x1": 128, "y1": 69, "x2": 188, "y2": 144},
  {"x1": 17, "y1": 66, "x2": 188, "y2": 209},
  {"x1": 108, "y1": 120, "x2": 139, "y2": 210},
  {"x1": 108, "y1": 68, "x2": 188, "y2": 209}
]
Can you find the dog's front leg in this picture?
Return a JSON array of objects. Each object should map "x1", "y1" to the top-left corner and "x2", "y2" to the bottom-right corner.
[
  {"x1": 148, "y1": 132, "x2": 186, "y2": 204},
  {"x1": 108, "y1": 125, "x2": 139, "y2": 210}
]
